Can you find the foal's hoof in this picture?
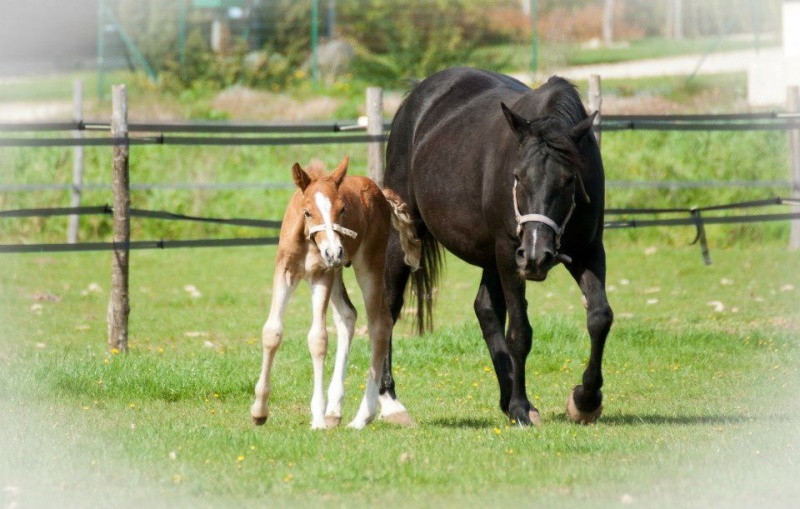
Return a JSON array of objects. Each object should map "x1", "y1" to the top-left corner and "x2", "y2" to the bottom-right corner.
[
  {"x1": 381, "y1": 410, "x2": 416, "y2": 427},
  {"x1": 324, "y1": 414, "x2": 342, "y2": 428},
  {"x1": 252, "y1": 415, "x2": 267, "y2": 426},
  {"x1": 566, "y1": 388, "x2": 603, "y2": 425}
]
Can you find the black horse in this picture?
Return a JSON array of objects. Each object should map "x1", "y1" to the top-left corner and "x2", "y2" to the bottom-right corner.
[{"x1": 379, "y1": 67, "x2": 613, "y2": 426}]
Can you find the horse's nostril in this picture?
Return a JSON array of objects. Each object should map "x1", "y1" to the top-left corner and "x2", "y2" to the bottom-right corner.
[
  {"x1": 536, "y1": 249, "x2": 555, "y2": 267},
  {"x1": 516, "y1": 247, "x2": 526, "y2": 265},
  {"x1": 337, "y1": 246, "x2": 344, "y2": 259}
]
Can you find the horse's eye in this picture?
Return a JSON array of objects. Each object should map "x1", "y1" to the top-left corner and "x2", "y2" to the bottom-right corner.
[{"x1": 304, "y1": 210, "x2": 311, "y2": 218}]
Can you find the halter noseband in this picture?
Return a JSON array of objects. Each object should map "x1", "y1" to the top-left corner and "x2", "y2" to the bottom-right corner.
[
  {"x1": 307, "y1": 222, "x2": 358, "y2": 240},
  {"x1": 513, "y1": 179, "x2": 575, "y2": 250}
]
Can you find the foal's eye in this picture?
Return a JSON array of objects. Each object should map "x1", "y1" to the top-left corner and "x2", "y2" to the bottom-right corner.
[{"x1": 304, "y1": 210, "x2": 311, "y2": 218}]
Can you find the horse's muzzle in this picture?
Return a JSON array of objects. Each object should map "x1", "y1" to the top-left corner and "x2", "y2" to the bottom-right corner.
[
  {"x1": 516, "y1": 245, "x2": 555, "y2": 281},
  {"x1": 516, "y1": 225, "x2": 560, "y2": 281},
  {"x1": 322, "y1": 246, "x2": 345, "y2": 268}
]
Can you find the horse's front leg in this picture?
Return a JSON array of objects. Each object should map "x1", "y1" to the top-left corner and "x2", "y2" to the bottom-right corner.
[
  {"x1": 496, "y1": 262, "x2": 540, "y2": 426},
  {"x1": 348, "y1": 263, "x2": 391, "y2": 429},
  {"x1": 324, "y1": 270, "x2": 356, "y2": 428},
  {"x1": 566, "y1": 242, "x2": 614, "y2": 424},
  {"x1": 251, "y1": 264, "x2": 298, "y2": 425},
  {"x1": 308, "y1": 272, "x2": 334, "y2": 430}
]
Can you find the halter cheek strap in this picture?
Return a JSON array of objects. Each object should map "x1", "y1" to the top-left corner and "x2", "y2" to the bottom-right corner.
[
  {"x1": 307, "y1": 222, "x2": 358, "y2": 240},
  {"x1": 513, "y1": 180, "x2": 575, "y2": 249}
]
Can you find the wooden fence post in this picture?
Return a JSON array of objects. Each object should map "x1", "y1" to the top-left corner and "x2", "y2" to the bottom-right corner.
[
  {"x1": 588, "y1": 74, "x2": 602, "y2": 150},
  {"x1": 789, "y1": 86, "x2": 800, "y2": 250},
  {"x1": 67, "y1": 79, "x2": 84, "y2": 243},
  {"x1": 366, "y1": 86, "x2": 384, "y2": 187},
  {"x1": 108, "y1": 84, "x2": 130, "y2": 353}
]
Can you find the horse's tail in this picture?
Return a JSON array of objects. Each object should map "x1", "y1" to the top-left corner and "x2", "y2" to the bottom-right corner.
[
  {"x1": 382, "y1": 188, "x2": 421, "y2": 271},
  {"x1": 382, "y1": 189, "x2": 442, "y2": 335}
]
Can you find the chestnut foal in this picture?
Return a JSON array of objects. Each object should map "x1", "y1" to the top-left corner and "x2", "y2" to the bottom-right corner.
[{"x1": 250, "y1": 156, "x2": 420, "y2": 429}]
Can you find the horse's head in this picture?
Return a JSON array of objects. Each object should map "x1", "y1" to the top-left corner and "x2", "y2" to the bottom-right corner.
[
  {"x1": 291, "y1": 156, "x2": 355, "y2": 268},
  {"x1": 501, "y1": 102, "x2": 595, "y2": 281}
]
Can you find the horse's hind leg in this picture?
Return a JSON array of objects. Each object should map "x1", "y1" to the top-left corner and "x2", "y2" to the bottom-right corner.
[
  {"x1": 349, "y1": 264, "x2": 392, "y2": 429},
  {"x1": 324, "y1": 271, "x2": 356, "y2": 428},
  {"x1": 379, "y1": 231, "x2": 414, "y2": 425},
  {"x1": 251, "y1": 267, "x2": 298, "y2": 425},
  {"x1": 566, "y1": 243, "x2": 614, "y2": 424},
  {"x1": 307, "y1": 273, "x2": 334, "y2": 429}
]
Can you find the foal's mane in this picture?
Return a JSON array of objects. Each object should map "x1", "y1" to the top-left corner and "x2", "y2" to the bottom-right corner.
[{"x1": 304, "y1": 159, "x2": 329, "y2": 180}]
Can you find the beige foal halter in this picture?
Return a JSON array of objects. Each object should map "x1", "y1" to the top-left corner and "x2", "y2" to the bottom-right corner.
[{"x1": 307, "y1": 222, "x2": 358, "y2": 240}]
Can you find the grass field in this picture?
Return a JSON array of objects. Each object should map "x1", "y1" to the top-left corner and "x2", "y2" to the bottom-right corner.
[{"x1": 1, "y1": 242, "x2": 798, "y2": 509}]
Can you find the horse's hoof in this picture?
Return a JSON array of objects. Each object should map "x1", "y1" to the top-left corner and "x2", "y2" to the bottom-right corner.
[
  {"x1": 510, "y1": 408, "x2": 541, "y2": 426},
  {"x1": 566, "y1": 389, "x2": 602, "y2": 424},
  {"x1": 324, "y1": 414, "x2": 342, "y2": 428},
  {"x1": 252, "y1": 415, "x2": 267, "y2": 426},
  {"x1": 381, "y1": 410, "x2": 416, "y2": 427}
]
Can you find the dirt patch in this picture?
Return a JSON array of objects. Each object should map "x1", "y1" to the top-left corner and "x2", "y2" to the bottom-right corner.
[
  {"x1": 211, "y1": 86, "x2": 341, "y2": 121},
  {"x1": 0, "y1": 101, "x2": 72, "y2": 122}
]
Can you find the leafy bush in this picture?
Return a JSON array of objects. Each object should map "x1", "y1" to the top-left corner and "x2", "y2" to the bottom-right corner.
[{"x1": 337, "y1": 0, "x2": 509, "y2": 86}]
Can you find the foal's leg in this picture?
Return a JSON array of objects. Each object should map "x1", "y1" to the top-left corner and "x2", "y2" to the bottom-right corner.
[
  {"x1": 324, "y1": 270, "x2": 356, "y2": 428},
  {"x1": 378, "y1": 231, "x2": 414, "y2": 425},
  {"x1": 307, "y1": 272, "x2": 334, "y2": 430},
  {"x1": 251, "y1": 266, "x2": 299, "y2": 425},
  {"x1": 349, "y1": 263, "x2": 392, "y2": 429},
  {"x1": 565, "y1": 242, "x2": 614, "y2": 424}
]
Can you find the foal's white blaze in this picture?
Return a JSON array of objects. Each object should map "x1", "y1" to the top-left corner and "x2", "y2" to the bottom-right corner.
[{"x1": 314, "y1": 192, "x2": 342, "y2": 261}]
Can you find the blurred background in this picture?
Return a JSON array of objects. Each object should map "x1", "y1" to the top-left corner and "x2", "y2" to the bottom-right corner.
[
  {"x1": 0, "y1": 0, "x2": 797, "y2": 247},
  {"x1": 0, "y1": 0, "x2": 790, "y2": 111}
]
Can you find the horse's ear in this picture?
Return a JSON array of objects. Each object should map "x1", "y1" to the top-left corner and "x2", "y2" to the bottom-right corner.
[
  {"x1": 501, "y1": 102, "x2": 529, "y2": 142},
  {"x1": 331, "y1": 155, "x2": 349, "y2": 187},
  {"x1": 291, "y1": 162, "x2": 311, "y2": 191},
  {"x1": 571, "y1": 111, "x2": 598, "y2": 143}
]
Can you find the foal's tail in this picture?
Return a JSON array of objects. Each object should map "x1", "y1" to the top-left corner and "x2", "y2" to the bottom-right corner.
[
  {"x1": 383, "y1": 188, "x2": 442, "y2": 335},
  {"x1": 382, "y1": 188, "x2": 421, "y2": 271}
]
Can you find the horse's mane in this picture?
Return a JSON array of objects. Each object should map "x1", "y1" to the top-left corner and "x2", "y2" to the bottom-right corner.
[{"x1": 525, "y1": 76, "x2": 590, "y2": 172}]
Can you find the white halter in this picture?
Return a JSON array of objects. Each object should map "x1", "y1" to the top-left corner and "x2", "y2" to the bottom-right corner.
[
  {"x1": 513, "y1": 179, "x2": 575, "y2": 249},
  {"x1": 307, "y1": 222, "x2": 358, "y2": 240}
]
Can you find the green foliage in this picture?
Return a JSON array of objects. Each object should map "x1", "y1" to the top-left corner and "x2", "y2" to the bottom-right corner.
[{"x1": 325, "y1": 0, "x2": 507, "y2": 85}]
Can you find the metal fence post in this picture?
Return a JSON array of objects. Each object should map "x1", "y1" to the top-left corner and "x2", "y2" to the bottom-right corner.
[
  {"x1": 67, "y1": 79, "x2": 84, "y2": 244},
  {"x1": 589, "y1": 74, "x2": 602, "y2": 150},
  {"x1": 789, "y1": 86, "x2": 800, "y2": 250},
  {"x1": 366, "y1": 86, "x2": 384, "y2": 186},
  {"x1": 108, "y1": 84, "x2": 130, "y2": 353}
]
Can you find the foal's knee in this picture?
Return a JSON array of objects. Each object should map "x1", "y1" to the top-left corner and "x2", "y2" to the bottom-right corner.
[
  {"x1": 262, "y1": 322, "x2": 283, "y2": 350},
  {"x1": 307, "y1": 327, "x2": 328, "y2": 359}
]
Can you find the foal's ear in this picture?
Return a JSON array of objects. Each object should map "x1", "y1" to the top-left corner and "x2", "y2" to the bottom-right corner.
[
  {"x1": 501, "y1": 102, "x2": 530, "y2": 142},
  {"x1": 570, "y1": 111, "x2": 598, "y2": 143},
  {"x1": 331, "y1": 155, "x2": 349, "y2": 187},
  {"x1": 291, "y1": 162, "x2": 311, "y2": 191}
]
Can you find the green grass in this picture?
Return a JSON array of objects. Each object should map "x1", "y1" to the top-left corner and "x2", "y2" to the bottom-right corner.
[
  {"x1": 1, "y1": 244, "x2": 799, "y2": 508},
  {"x1": 0, "y1": 98, "x2": 792, "y2": 246}
]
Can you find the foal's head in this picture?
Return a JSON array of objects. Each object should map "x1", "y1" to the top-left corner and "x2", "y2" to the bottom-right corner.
[
  {"x1": 292, "y1": 156, "x2": 353, "y2": 268},
  {"x1": 501, "y1": 102, "x2": 596, "y2": 281}
]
